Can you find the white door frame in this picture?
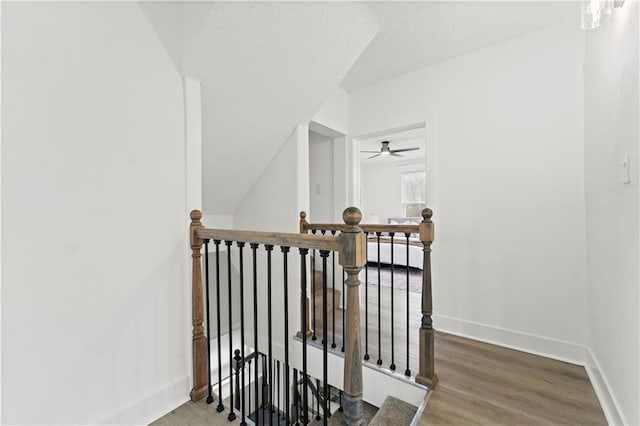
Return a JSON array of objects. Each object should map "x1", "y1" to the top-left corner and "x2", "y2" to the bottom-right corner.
[{"x1": 350, "y1": 116, "x2": 437, "y2": 217}]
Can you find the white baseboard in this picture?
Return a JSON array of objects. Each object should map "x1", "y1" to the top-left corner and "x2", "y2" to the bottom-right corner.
[
  {"x1": 434, "y1": 314, "x2": 588, "y2": 364},
  {"x1": 585, "y1": 348, "x2": 626, "y2": 426},
  {"x1": 434, "y1": 314, "x2": 626, "y2": 425},
  {"x1": 98, "y1": 375, "x2": 190, "y2": 425}
]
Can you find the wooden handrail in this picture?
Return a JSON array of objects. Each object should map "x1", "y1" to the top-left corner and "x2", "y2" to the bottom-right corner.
[
  {"x1": 301, "y1": 222, "x2": 421, "y2": 234},
  {"x1": 299, "y1": 212, "x2": 430, "y2": 241},
  {"x1": 196, "y1": 228, "x2": 340, "y2": 252}
]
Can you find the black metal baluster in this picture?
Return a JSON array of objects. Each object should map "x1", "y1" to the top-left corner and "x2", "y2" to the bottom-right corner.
[
  {"x1": 320, "y1": 230, "x2": 326, "y2": 346},
  {"x1": 248, "y1": 358, "x2": 252, "y2": 418},
  {"x1": 226, "y1": 241, "x2": 236, "y2": 421},
  {"x1": 299, "y1": 248, "x2": 309, "y2": 426},
  {"x1": 203, "y1": 239, "x2": 214, "y2": 404},
  {"x1": 293, "y1": 368, "x2": 299, "y2": 426},
  {"x1": 315, "y1": 378, "x2": 321, "y2": 421},
  {"x1": 281, "y1": 246, "x2": 291, "y2": 424},
  {"x1": 265, "y1": 244, "x2": 274, "y2": 425},
  {"x1": 405, "y1": 233, "x2": 412, "y2": 377},
  {"x1": 285, "y1": 365, "x2": 290, "y2": 422},
  {"x1": 376, "y1": 232, "x2": 383, "y2": 366},
  {"x1": 251, "y1": 243, "x2": 260, "y2": 424},
  {"x1": 214, "y1": 240, "x2": 225, "y2": 413},
  {"x1": 390, "y1": 232, "x2": 396, "y2": 371},
  {"x1": 262, "y1": 354, "x2": 267, "y2": 426},
  {"x1": 341, "y1": 266, "x2": 345, "y2": 353},
  {"x1": 277, "y1": 360, "x2": 280, "y2": 420},
  {"x1": 319, "y1": 249, "x2": 330, "y2": 425},
  {"x1": 330, "y1": 231, "x2": 337, "y2": 349},
  {"x1": 364, "y1": 232, "x2": 369, "y2": 361},
  {"x1": 311, "y1": 231, "x2": 317, "y2": 341},
  {"x1": 339, "y1": 389, "x2": 343, "y2": 412},
  {"x1": 234, "y1": 350, "x2": 242, "y2": 410},
  {"x1": 237, "y1": 242, "x2": 247, "y2": 425}
]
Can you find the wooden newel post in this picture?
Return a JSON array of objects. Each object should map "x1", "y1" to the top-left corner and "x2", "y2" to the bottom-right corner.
[
  {"x1": 299, "y1": 210, "x2": 308, "y2": 234},
  {"x1": 190, "y1": 210, "x2": 208, "y2": 401},
  {"x1": 338, "y1": 207, "x2": 367, "y2": 426},
  {"x1": 297, "y1": 211, "x2": 312, "y2": 338},
  {"x1": 416, "y1": 208, "x2": 439, "y2": 389}
]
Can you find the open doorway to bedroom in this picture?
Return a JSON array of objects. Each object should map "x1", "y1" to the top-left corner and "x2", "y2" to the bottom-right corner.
[
  {"x1": 350, "y1": 123, "x2": 433, "y2": 376},
  {"x1": 356, "y1": 125, "x2": 428, "y2": 225}
]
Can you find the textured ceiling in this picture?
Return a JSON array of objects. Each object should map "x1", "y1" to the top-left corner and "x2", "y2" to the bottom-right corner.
[
  {"x1": 340, "y1": 1, "x2": 579, "y2": 92},
  {"x1": 185, "y1": 2, "x2": 379, "y2": 213},
  {"x1": 140, "y1": 1, "x2": 580, "y2": 215}
]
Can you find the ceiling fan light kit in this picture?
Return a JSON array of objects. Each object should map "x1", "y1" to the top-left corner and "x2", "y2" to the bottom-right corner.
[{"x1": 361, "y1": 140, "x2": 420, "y2": 160}]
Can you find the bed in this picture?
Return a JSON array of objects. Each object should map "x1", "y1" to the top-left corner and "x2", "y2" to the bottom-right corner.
[{"x1": 366, "y1": 217, "x2": 424, "y2": 270}]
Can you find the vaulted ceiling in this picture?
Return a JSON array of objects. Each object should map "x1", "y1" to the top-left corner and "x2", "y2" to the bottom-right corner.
[{"x1": 140, "y1": 1, "x2": 578, "y2": 214}]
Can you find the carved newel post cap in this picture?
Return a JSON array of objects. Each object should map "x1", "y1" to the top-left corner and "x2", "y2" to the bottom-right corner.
[
  {"x1": 300, "y1": 211, "x2": 307, "y2": 220},
  {"x1": 422, "y1": 208, "x2": 433, "y2": 221},
  {"x1": 343, "y1": 207, "x2": 362, "y2": 227},
  {"x1": 190, "y1": 209, "x2": 202, "y2": 221}
]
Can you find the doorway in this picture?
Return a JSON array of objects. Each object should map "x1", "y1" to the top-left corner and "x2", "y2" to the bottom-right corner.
[
  {"x1": 354, "y1": 124, "x2": 429, "y2": 224},
  {"x1": 308, "y1": 121, "x2": 347, "y2": 223}
]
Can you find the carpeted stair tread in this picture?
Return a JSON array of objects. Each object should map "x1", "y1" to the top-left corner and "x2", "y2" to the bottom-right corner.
[
  {"x1": 368, "y1": 395, "x2": 417, "y2": 426},
  {"x1": 308, "y1": 399, "x2": 378, "y2": 425}
]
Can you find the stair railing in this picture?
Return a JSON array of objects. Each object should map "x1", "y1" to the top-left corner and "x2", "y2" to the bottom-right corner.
[
  {"x1": 189, "y1": 207, "x2": 367, "y2": 425},
  {"x1": 299, "y1": 208, "x2": 438, "y2": 389}
]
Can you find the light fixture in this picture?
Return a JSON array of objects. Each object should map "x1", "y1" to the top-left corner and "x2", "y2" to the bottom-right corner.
[{"x1": 582, "y1": 0, "x2": 625, "y2": 30}]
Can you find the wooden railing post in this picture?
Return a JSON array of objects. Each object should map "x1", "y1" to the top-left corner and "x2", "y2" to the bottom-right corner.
[
  {"x1": 189, "y1": 210, "x2": 208, "y2": 401},
  {"x1": 299, "y1": 210, "x2": 308, "y2": 234},
  {"x1": 338, "y1": 207, "x2": 367, "y2": 426},
  {"x1": 415, "y1": 208, "x2": 439, "y2": 389},
  {"x1": 297, "y1": 211, "x2": 312, "y2": 338}
]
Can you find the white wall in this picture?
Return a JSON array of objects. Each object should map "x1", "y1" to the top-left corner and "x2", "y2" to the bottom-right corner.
[
  {"x1": 350, "y1": 22, "x2": 588, "y2": 360},
  {"x1": 332, "y1": 135, "x2": 352, "y2": 221},
  {"x1": 312, "y1": 88, "x2": 349, "y2": 136},
  {"x1": 2, "y1": 3, "x2": 189, "y2": 424},
  {"x1": 184, "y1": 76, "x2": 202, "y2": 212},
  {"x1": 584, "y1": 3, "x2": 640, "y2": 424},
  {"x1": 235, "y1": 125, "x2": 309, "y2": 232}
]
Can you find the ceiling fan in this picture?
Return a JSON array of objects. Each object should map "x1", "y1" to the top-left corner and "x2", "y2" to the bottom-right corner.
[{"x1": 360, "y1": 141, "x2": 420, "y2": 159}]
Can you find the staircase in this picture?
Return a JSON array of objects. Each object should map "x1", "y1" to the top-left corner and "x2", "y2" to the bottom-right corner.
[{"x1": 184, "y1": 207, "x2": 436, "y2": 425}]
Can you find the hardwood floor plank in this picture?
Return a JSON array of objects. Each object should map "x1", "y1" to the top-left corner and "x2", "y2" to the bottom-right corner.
[{"x1": 422, "y1": 332, "x2": 607, "y2": 426}]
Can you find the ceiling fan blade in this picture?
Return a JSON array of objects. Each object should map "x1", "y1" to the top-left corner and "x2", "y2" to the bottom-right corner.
[
  {"x1": 360, "y1": 150, "x2": 380, "y2": 153},
  {"x1": 390, "y1": 152, "x2": 403, "y2": 157},
  {"x1": 367, "y1": 153, "x2": 381, "y2": 159},
  {"x1": 391, "y1": 147, "x2": 420, "y2": 153}
]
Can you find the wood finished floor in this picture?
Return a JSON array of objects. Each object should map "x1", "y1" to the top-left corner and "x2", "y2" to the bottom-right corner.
[
  {"x1": 421, "y1": 332, "x2": 607, "y2": 426},
  {"x1": 152, "y1": 331, "x2": 606, "y2": 425}
]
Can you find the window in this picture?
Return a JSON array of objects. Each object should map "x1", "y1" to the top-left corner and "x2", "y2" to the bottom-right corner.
[{"x1": 401, "y1": 171, "x2": 426, "y2": 217}]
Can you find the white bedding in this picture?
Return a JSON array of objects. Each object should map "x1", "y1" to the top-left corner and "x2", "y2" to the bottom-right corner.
[{"x1": 366, "y1": 238, "x2": 424, "y2": 270}]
